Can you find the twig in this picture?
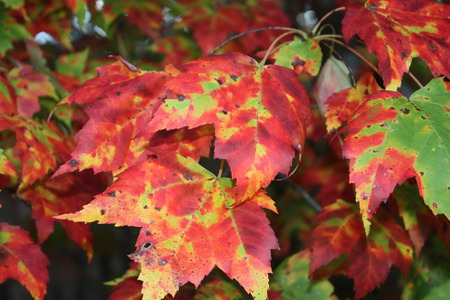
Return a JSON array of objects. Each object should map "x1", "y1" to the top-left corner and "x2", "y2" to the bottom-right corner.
[
  {"x1": 286, "y1": 179, "x2": 322, "y2": 213},
  {"x1": 312, "y1": 6, "x2": 346, "y2": 36}
]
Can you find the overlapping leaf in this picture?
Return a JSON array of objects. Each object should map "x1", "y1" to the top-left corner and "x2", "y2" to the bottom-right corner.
[
  {"x1": 342, "y1": 0, "x2": 450, "y2": 90},
  {"x1": 342, "y1": 77, "x2": 450, "y2": 233},
  {"x1": 310, "y1": 200, "x2": 412, "y2": 299},
  {"x1": 147, "y1": 53, "x2": 310, "y2": 200},
  {"x1": 0, "y1": 223, "x2": 50, "y2": 300},
  {"x1": 0, "y1": 74, "x2": 17, "y2": 115},
  {"x1": 56, "y1": 58, "x2": 190, "y2": 176},
  {"x1": 271, "y1": 249, "x2": 334, "y2": 300},
  {"x1": 270, "y1": 37, "x2": 323, "y2": 76},
  {"x1": 195, "y1": 279, "x2": 246, "y2": 299},
  {"x1": 325, "y1": 72, "x2": 382, "y2": 132},
  {"x1": 0, "y1": 114, "x2": 71, "y2": 189},
  {"x1": 58, "y1": 154, "x2": 278, "y2": 300},
  {"x1": 7, "y1": 65, "x2": 57, "y2": 117},
  {"x1": 0, "y1": 6, "x2": 31, "y2": 56}
]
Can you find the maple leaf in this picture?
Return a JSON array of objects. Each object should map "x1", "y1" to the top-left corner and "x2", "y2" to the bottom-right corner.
[
  {"x1": 54, "y1": 58, "x2": 171, "y2": 175},
  {"x1": 0, "y1": 114, "x2": 70, "y2": 189},
  {"x1": 270, "y1": 37, "x2": 323, "y2": 76},
  {"x1": 342, "y1": 0, "x2": 450, "y2": 90},
  {"x1": 0, "y1": 6, "x2": 31, "y2": 56},
  {"x1": 342, "y1": 77, "x2": 450, "y2": 233},
  {"x1": 310, "y1": 200, "x2": 412, "y2": 299},
  {"x1": 7, "y1": 65, "x2": 57, "y2": 117},
  {"x1": 58, "y1": 154, "x2": 278, "y2": 300},
  {"x1": 20, "y1": 171, "x2": 106, "y2": 260},
  {"x1": 325, "y1": 72, "x2": 382, "y2": 132},
  {"x1": 0, "y1": 148, "x2": 18, "y2": 178},
  {"x1": 0, "y1": 222, "x2": 50, "y2": 300},
  {"x1": 271, "y1": 249, "x2": 334, "y2": 300},
  {"x1": 147, "y1": 53, "x2": 310, "y2": 201}
]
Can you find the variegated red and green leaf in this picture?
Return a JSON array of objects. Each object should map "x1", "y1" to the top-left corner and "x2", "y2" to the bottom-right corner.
[
  {"x1": 342, "y1": 0, "x2": 450, "y2": 90},
  {"x1": 325, "y1": 72, "x2": 382, "y2": 132},
  {"x1": 0, "y1": 6, "x2": 31, "y2": 56},
  {"x1": 0, "y1": 114, "x2": 70, "y2": 189},
  {"x1": 54, "y1": 58, "x2": 172, "y2": 176},
  {"x1": 7, "y1": 65, "x2": 57, "y2": 117},
  {"x1": 342, "y1": 77, "x2": 450, "y2": 233},
  {"x1": 0, "y1": 148, "x2": 18, "y2": 179},
  {"x1": 0, "y1": 223, "x2": 50, "y2": 300},
  {"x1": 310, "y1": 200, "x2": 412, "y2": 299},
  {"x1": 270, "y1": 37, "x2": 322, "y2": 76},
  {"x1": 20, "y1": 171, "x2": 106, "y2": 260},
  {"x1": 147, "y1": 53, "x2": 310, "y2": 201},
  {"x1": 58, "y1": 154, "x2": 278, "y2": 300}
]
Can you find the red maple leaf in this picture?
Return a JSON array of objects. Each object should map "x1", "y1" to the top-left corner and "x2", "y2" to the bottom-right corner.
[{"x1": 342, "y1": 0, "x2": 450, "y2": 90}]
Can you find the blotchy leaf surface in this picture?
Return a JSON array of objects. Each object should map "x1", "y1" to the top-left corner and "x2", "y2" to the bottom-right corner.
[
  {"x1": 342, "y1": 0, "x2": 450, "y2": 90},
  {"x1": 270, "y1": 37, "x2": 323, "y2": 76},
  {"x1": 343, "y1": 77, "x2": 450, "y2": 233},
  {"x1": 148, "y1": 53, "x2": 310, "y2": 200},
  {"x1": 55, "y1": 58, "x2": 171, "y2": 176},
  {"x1": 310, "y1": 200, "x2": 412, "y2": 299},
  {"x1": 0, "y1": 114, "x2": 68, "y2": 189},
  {"x1": 0, "y1": 223, "x2": 50, "y2": 300},
  {"x1": 58, "y1": 155, "x2": 278, "y2": 300}
]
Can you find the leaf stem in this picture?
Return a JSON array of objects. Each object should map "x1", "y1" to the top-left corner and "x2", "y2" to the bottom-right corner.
[
  {"x1": 407, "y1": 72, "x2": 424, "y2": 89},
  {"x1": 312, "y1": 6, "x2": 346, "y2": 36},
  {"x1": 207, "y1": 27, "x2": 307, "y2": 56},
  {"x1": 317, "y1": 36, "x2": 380, "y2": 76},
  {"x1": 217, "y1": 159, "x2": 226, "y2": 178}
]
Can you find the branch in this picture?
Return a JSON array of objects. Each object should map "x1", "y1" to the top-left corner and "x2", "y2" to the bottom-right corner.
[{"x1": 286, "y1": 179, "x2": 322, "y2": 213}]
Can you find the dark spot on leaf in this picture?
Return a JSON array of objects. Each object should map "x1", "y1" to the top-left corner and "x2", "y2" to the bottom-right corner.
[
  {"x1": 291, "y1": 57, "x2": 305, "y2": 67},
  {"x1": 183, "y1": 172, "x2": 193, "y2": 180},
  {"x1": 389, "y1": 107, "x2": 395, "y2": 110},
  {"x1": 101, "y1": 209, "x2": 106, "y2": 215},
  {"x1": 367, "y1": 125, "x2": 371, "y2": 128},
  {"x1": 420, "y1": 171, "x2": 424, "y2": 176},
  {"x1": 144, "y1": 242, "x2": 153, "y2": 248},
  {"x1": 380, "y1": 123, "x2": 388, "y2": 127},
  {"x1": 433, "y1": 202, "x2": 438, "y2": 208},
  {"x1": 401, "y1": 51, "x2": 407, "y2": 60},
  {"x1": 429, "y1": 43, "x2": 436, "y2": 51},
  {"x1": 146, "y1": 231, "x2": 151, "y2": 236},
  {"x1": 108, "y1": 191, "x2": 116, "y2": 197},
  {"x1": 400, "y1": 108, "x2": 410, "y2": 114},
  {"x1": 421, "y1": 116, "x2": 426, "y2": 120},
  {"x1": 222, "y1": 109, "x2": 228, "y2": 115},
  {"x1": 177, "y1": 94, "x2": 185, "y2": 101},
  {"x1": 159, "y1": 260, "x2": 167, "y2": 266},
  {"x1": 367, "y1": 3, "x2": 378, "y2": 10},
  {"x1": 244, "y1": 256, "x2": 248, "y2": 260},
  {"x1": 116, "y1": 91, "x2": 122, "y2": 96},
  {"x1": 230, "y1": 74, "x2": 238, "y2": 81},
  {"x1": 144, "y1": 205, "x2": 148, "y2": 209},
  {"x1": 69, "y1": 159, "x2": 79, "y2": 167},
  {"x1": 172, "y1": 173, "x2": 177, "y2": 176},
  {"x1": 447, "y1": 187, "x2": 450, "y2": 190},
  {"x1": 235, "y1": 104, "x2": 240, "y2": 108},
  {"x1": 154, "y1": 207, "x2": 161, "y2": 211},
  {"x1": 367, "y1": 218, "x2": 372, "y2": 222},
  {"x1": 198, "y1": 198, "x2": 202, "y2": 202},
  {"x1": 215, "y1": 78, "x2": 223, "y2": 85}
]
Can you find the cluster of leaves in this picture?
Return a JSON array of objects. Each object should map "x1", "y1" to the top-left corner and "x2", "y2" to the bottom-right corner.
[{"x1": 1, "y1": 0, "x2": 449, "y2": 299}]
